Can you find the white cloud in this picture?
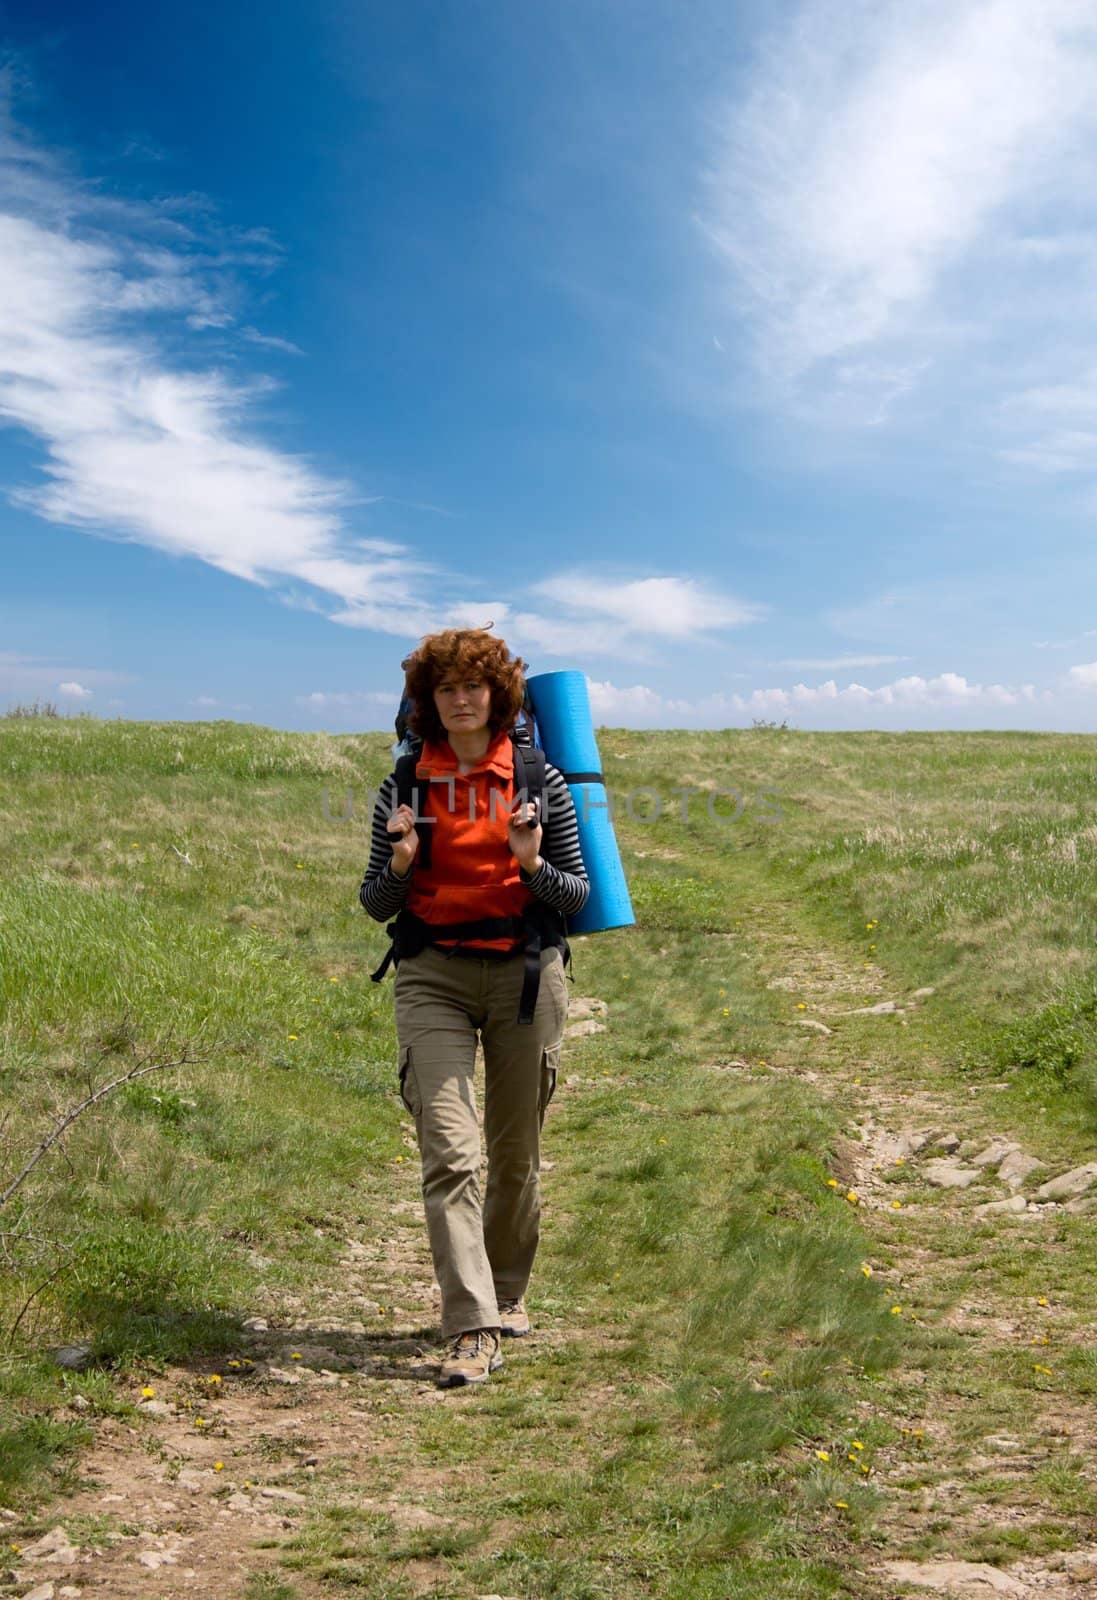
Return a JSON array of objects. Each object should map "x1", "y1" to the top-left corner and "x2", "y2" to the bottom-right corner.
[
  {"x1": 240, "y1": 327, "x2": 304, "y2": 356},
  {"x1": 1066, "y1": 661, "x2": 1097, "y2": 687},
  {"x1": 0, "y1": 651, "x2": 130, "y2": 702},
  {"x1": 193, "y1": 695, "x2": 219, "y2": 707},
  {"x1": 701, "y1": 0, "x2": 1097, "y2": 455},
  {"x1": 531, "y1": 574, "x2": 764, "y2": 638},
  {"x1": 58, "y1": 680, "x2": 92, "y2": 698},
  {"x1": 586, "y1": 669, "x2": 1047, "y2": 728},
  {"x1": 0, "y1": 100, "x2": 776, "y2": 662},
  {"x1": 297, "y1": 689, "x2": 398, "y2": 711},
  {"x1": 0, "y1": 94, "x2": 436, "y2": 627}
]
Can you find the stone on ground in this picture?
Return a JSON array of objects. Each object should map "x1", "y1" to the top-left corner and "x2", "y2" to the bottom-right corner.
[
  {"x1": 923, "y1": 1159, "x2": 981, "y2": 1189},
  {"x1": 998, "y1": 1150, "x2": 1044, "y2": 1190},
  {"x1": 1034, "y1": 1163, "x2": 1097, "y2": 1201},
  {"x1": 881, "y1": 1559, "x2": 1027, "y2": 1595}
]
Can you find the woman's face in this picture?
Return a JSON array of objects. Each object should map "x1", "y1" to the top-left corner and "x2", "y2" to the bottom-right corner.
[{"x1": 433, "y1": 672, "x2": 493, "y2": 737}]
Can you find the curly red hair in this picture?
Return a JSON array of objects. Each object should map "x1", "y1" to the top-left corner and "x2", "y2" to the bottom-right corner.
[{"x1": 403, "y1": 629, "x2": 528, "y2": 745}]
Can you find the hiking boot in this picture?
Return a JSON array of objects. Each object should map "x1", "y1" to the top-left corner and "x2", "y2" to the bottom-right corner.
[
  {"x1": 436, "y1": 1329, "x2": 503, "y2": 1388},
  {"x1": 497, "y1": 1296, "x2": 531, "y2": 1338}
]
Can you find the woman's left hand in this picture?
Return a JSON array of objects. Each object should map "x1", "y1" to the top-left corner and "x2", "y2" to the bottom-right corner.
[{"x1": 507, "y1": 798, "x2": 543, "y2": 872}]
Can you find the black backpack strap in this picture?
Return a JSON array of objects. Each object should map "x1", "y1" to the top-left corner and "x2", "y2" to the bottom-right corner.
[
  {"x1": 511, "y1": 739, "x2": 545, "y2": 819},
  {"x1": 393, "y1": 752, "x2": 433, "y2": 870}
]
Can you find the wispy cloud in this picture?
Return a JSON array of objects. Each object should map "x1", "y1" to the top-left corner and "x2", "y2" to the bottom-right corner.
[
  {"x1": 239, "y1": 326, "x2": 304, "y2": 356},
  {"x1": 0, "y1": 86, "x2": 435, "y2": 625},
  {"x1": 702, "y1": 0, "x2": 1097, "y2": 450},
  {"x1": 330, "y1": 574, "x2": 766, "y2": 662},
  {"x1": 0, "y1": 91, "x2": 766, "y2": 661},
  {"x1": 773, "y1": 654, "x2": 909, "y2": 671},
  {"x1": 297, "y1": 689, "x2": 397, "y2": 711}
]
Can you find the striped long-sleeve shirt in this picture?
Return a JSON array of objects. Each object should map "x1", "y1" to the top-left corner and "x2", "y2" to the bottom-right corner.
[{"x1": 359, "y1": 763, "x2": 590, "y2": 924}]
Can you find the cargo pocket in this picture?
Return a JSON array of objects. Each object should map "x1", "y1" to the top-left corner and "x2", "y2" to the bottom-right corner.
[
  {"x1": 398, "y1": 1046, "x2": 422, "y2": 1119},
  {"x1": 538, "y1": 1042, "x2": 560, "y2": 1121}
]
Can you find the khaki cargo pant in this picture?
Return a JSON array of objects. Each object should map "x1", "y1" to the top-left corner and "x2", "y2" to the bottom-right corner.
[{"x1": 394, "y1": 944, "x2": 568, "y2": 1338}]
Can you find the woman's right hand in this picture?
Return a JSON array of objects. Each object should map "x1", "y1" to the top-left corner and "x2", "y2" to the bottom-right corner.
[{"x1": 386, "y1": 804, "x2": 421, "y2": 877}]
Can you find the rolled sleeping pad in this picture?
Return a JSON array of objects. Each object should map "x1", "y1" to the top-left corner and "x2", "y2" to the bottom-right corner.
[{"x1": 525, "y1": 670, "x2": 635, "y2": 935}]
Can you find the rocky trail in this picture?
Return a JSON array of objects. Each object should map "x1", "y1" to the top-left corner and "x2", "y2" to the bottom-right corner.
[{"x1": 7, "y1": 923, "x2": 1097, "y2": 1600}]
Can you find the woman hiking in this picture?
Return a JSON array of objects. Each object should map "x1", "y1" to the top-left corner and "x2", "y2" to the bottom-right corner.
[{"x1": 360, "y1": 628, "x2": 589, "y2": 1388}]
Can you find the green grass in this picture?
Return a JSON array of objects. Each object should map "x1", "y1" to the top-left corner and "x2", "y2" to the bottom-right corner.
[{"x1": 2, "y1": 717, "x2": 1096, "y2": 1594}]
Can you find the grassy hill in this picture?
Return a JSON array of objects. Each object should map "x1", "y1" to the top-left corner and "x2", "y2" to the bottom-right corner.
[{"x1": 1, "y1": 717, "x2": 1095, "y2": 1597}]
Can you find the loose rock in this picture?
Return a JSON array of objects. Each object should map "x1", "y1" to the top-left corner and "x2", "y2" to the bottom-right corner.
[
  {"x1": 910, "y1": 986, "x2": 936, "y2": 999},
  {"x1": 21, "y1": 1528, "x2": 78, "y2": 1565},
  {"x1": 974, "y1": 1195, "x2": 1028, "y2": 1216},
  {"x1": 1034, "y1": 1163, "x2": 1097, "y2": 1202},
  {"x1": 837, "y1": 1000, "x2": 904, "y2": 1015},
  {"x1": 881, "y1": 1559, "x2": 1026, "y2": 1595},
  {"x1": 971, "y1": 1139, "x2": 1020, "y2": 1169},
  {"x1": 138, "y1": 1399, "x2": 174, "y2": 1419},
  {"x1": 49, "y1": 1345, "x2": 92, "y2": 1372},
  {"x1": 923, "y1": 1160, "x2": 981, "y2": 1189},
  {"x1": 568, "y1": 997, "x2": 608, "y2": 1021},
  {"x1": 794, "y1": 1018, "x2": 833, "y2": 1034},
  {"x1": 564, "y1": 1019, "x2": 606, "y2": 1039},
  {"x1": 997, "y1": 1150, "x2": 1044, "y2": 1191}
]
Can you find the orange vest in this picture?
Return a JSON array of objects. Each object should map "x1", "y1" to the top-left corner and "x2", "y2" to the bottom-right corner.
[{"x1": 406, "y1": 729, "x2": 533, "y2": 954}]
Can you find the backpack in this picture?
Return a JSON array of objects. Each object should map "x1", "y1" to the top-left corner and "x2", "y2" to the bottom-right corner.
[{"x1": 370, "y1": 698, "x2": 567, "y2": 1024}]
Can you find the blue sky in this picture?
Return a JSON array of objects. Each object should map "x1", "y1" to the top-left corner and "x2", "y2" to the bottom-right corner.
[{"x1": 3, "y1": 0, "x2": 1097, "y2": 730}]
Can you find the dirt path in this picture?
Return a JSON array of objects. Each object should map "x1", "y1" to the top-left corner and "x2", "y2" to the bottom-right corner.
[
  {"x1": 10, "y1": 924, "x2": 1097, "y2": 1600},
  {"x1": 743, "y1": 911, "x2": 1097, "y2": 1600}
]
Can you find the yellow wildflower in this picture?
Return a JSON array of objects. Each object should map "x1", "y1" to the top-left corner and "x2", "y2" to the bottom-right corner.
[
  {"x1": 214, "y1": 1461, "x2": 224, "y2": 1472},
  {"x1": 722, "y1": 1007, "x2": 730, "y2": 1016},
  {"x1": 851, "y1": 1441, "x2": 864, "y2": 1451},
  {"x1": 891, "y1": 1306, "x2": 902, "y2": 1316},
  {"x1": 834, "y1": 1500, "x2": 849, "y2": 1509},
  {"x1": 797, "y1": 1002, "x2": 806, "y2": 1010},
  {"x1": 827, "y1": 1178, "x2": 839, "y2": 1188},
  {"x1": 141, "y1": 1385, "x2": 155, "y2": 1398},
  {"x1": 846, "y1": 1190, "x2": 859, "y2": 1204},
  {"x1": 1034, "y1": 1364, "x2": 1053, "y2": 1376},
  {"x1": 860, "y1": 1462, "x2": 871, "y2": 1474},
  {"x1": 1037, "y1": 1296, "x2": 1049, "y2": 1306},
  {"x1": 291, "y1": 1352, "x2": 302, "y2": 1360},
  {"x1": 892, "y1": 1201, "x2": 902, "y2": 1210},
  {"x1": 816, "y1": 1449, "x2": 830, "y2": 1462},
  {"x1": 229, "y1": 1360, "x2": 241, "y2": 1369},
  {"x1": 861, "y1": 1265, "x2": 872, "y2": 1277},
  {"x1": 208, "y1": 1375, "x2": 222, "y2": 1385},
  {"x1": 288, "y1": 1034, "x2": 298, "y2": 1041}
]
